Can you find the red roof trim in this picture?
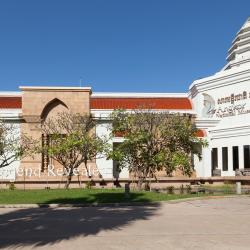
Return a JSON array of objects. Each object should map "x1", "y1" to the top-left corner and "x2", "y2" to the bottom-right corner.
[
  {"x1": 90, "y1": 97, "x2": 192, "y2": 110},
  {"x1": 195, "y1": 129, "x2": 206, "y2": 137},
  {"x1": 115, "y1": 130, "x2": 206, "y2": 138},
  {"x1": 0, "y1": 97, "x2": 22, "y2": 109}
]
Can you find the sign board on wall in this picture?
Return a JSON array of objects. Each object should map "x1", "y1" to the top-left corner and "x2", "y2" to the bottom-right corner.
[{"x1": 202, "y1": 91, "x2": 250, "y2": 118}]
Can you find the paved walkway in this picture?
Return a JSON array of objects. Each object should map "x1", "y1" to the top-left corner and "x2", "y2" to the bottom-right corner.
[{"x1": 0, "y1": 197, "x2": 250, "y2": 250}]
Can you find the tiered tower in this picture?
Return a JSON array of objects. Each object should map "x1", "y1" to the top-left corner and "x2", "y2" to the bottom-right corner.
[{"x1": 224, "y1": 17, "x2": 250, "y2": 70}]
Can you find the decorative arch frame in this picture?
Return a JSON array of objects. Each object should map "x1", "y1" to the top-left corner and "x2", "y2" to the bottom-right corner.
[{"x1": 40, "y1": 98, "x2": 68, "y2": 121}]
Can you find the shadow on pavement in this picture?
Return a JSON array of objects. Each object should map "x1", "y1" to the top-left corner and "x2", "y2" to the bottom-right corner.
[{"x1": 0, "y1": 192, "x2": 160, "y2": 248}]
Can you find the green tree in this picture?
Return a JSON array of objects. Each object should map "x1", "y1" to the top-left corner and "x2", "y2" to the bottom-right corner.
[
  {"x1": 27, "y1": 112, "x2": 107, "y2": 188},
  {"x1": 108, "y1": 109, "x2": 207, "y2": 190}
]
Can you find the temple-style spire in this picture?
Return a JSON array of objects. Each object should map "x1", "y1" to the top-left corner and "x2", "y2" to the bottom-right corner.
[{"x1": 223, "y1": 17, "x2": 250, "y2": 70}]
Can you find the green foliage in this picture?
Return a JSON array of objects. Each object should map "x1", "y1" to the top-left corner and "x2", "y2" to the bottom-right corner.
[
  {"x1": 170, "y1": 152, "x2": 191, "y2": 176},
  {"x1": 108, "y1": 109, "x2": 207, "y2": 189}
]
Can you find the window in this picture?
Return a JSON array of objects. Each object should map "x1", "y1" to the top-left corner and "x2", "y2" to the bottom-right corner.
[
  {"x1": 222, "y1": 147, "x2": 228, "y2": 171},
  {"x1": 244, "y1": 145, "x2": 250, "y2": 169},
  {"x1": 232, "y1": 146, "x2": 239, "y2": 171},
  {"x1": 211, "y1": 148, "x2": 218, "y2": 170}
]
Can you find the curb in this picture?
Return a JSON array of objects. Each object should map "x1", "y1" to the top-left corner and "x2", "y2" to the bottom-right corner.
[{"x1": 0, "y1": 195, "x2": 248, "y2": 208}]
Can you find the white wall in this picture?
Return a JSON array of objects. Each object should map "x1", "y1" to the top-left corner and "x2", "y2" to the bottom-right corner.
[
  {"x1": 190, "y1": 63, "x2": 250, "y2": 177},
  {"x1": 194, "y1": 146, "x2": 211, "y2": 178},
  {"x1": 95, "y1": 120, "x2": 130, "y2": 179},
  {"x1": 95, "y1": 121, "x2": 113, "y2": 178}
]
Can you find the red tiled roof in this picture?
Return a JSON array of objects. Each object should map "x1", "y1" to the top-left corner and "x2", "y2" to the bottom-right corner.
[
  {"x1": 90, "y1": 97, "x2": 192, "y2": 110},
  {"x1": 0, "y1": 96, "x2": 193, "y2": 110},
  {"x1": 0, "y1": 97, "x2": 22, "y2": 109}
]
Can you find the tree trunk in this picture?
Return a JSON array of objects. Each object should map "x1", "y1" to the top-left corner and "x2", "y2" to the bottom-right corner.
[
  {"x1": 65, "y1": 168, "x2": 73, "y2": 189},
  {"x1": 84, "y1": 160, "x2": 91, "y2": 178},
  {"x1": 137, "y1": 177, "x2": 144, "y2": 191}
]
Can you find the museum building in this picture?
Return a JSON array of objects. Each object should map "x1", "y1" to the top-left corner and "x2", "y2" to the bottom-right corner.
[{"x1": 1, "y1": 17, "x2": 250, "y2": 182}]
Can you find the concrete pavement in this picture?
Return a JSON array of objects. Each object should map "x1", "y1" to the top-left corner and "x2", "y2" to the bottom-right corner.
[{"x1": 0, "y1": 197, "x2": 250, "y2": 249}]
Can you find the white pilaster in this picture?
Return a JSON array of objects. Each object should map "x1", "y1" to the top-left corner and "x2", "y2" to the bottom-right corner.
[{"x1": 95, "y1": 121, "x2": 113, "y2": 178}]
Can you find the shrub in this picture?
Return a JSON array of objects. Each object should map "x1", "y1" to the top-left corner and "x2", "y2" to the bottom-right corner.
[
  {"x1": 144, "y1": 181, "x2": 150, "y2": 191},
  {"x1": 86, "y1": 180, "x2": 95, "y2": 189},
  {"x1": 180, "y1": 184, "x2": 185, "y2": 194},
  {"x1": 100, "y1": 179, "x2": 107, "y2": 186},
  {"x1": 8, "y1": 182, "x2": 16, "y2": 190},
  {"x1": 114, "y1": 179, "x2": 121, "y2": 188},
  {"x1": 167, "y1": 186, "x2": 175, "y2": 194},
  {"x1": 186, "y1": 184, "x2": 192, "y2": 194}
]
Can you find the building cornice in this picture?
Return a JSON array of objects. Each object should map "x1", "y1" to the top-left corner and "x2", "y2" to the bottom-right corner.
[
  {"x1": 189, "y1": 68, "x2": 250, "y2": 97},
  {"x1": 0, "y1": 111, "x2": 22, "y2": 121},
  {"x1": 0, "y1": 92, "x2": 22, "y2": 97},
  {"x1": 209, "y1": 124, "x2": 250, "y2": 139},
  {"x1": 195, "y1": 118, "x2": 221, "y2": 129},
  {"x1": 19, "y1": 86, "x2": 92, "y2": 92},
  {"x1": 91, "y1": 92, "x2": 188, "y2": 98}
]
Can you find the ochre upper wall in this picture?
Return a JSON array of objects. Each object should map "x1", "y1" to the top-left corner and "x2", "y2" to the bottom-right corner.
[{"x1": 20, "y1": 87, "x2": 91, "y2": 119}]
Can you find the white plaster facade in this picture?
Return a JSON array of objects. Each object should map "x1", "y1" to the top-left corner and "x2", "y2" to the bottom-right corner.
[
  {"x1": 0, "y1": 95, "x2": 21, "y2": 180},
  {"x1": 190, "y1": 17, "x2": 250, "y2": 177}
]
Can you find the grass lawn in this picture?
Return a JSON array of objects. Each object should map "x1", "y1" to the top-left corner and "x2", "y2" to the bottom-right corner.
[
  {"x1": 0, "y1": 188, "x2": 216, "y2": 204},
  {"x1": 201, "y1": 184, "x2": 235, "y2": 192}
]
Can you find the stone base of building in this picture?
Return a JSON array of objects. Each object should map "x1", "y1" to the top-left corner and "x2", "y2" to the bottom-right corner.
[{"x1": 2, "y1": 176, "x2": 250, "y2": 189}]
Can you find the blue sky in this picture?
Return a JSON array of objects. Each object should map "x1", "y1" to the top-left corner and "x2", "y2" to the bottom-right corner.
[{"x1": 0, "y1": 0, "x2": 249, "y2": 93}]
